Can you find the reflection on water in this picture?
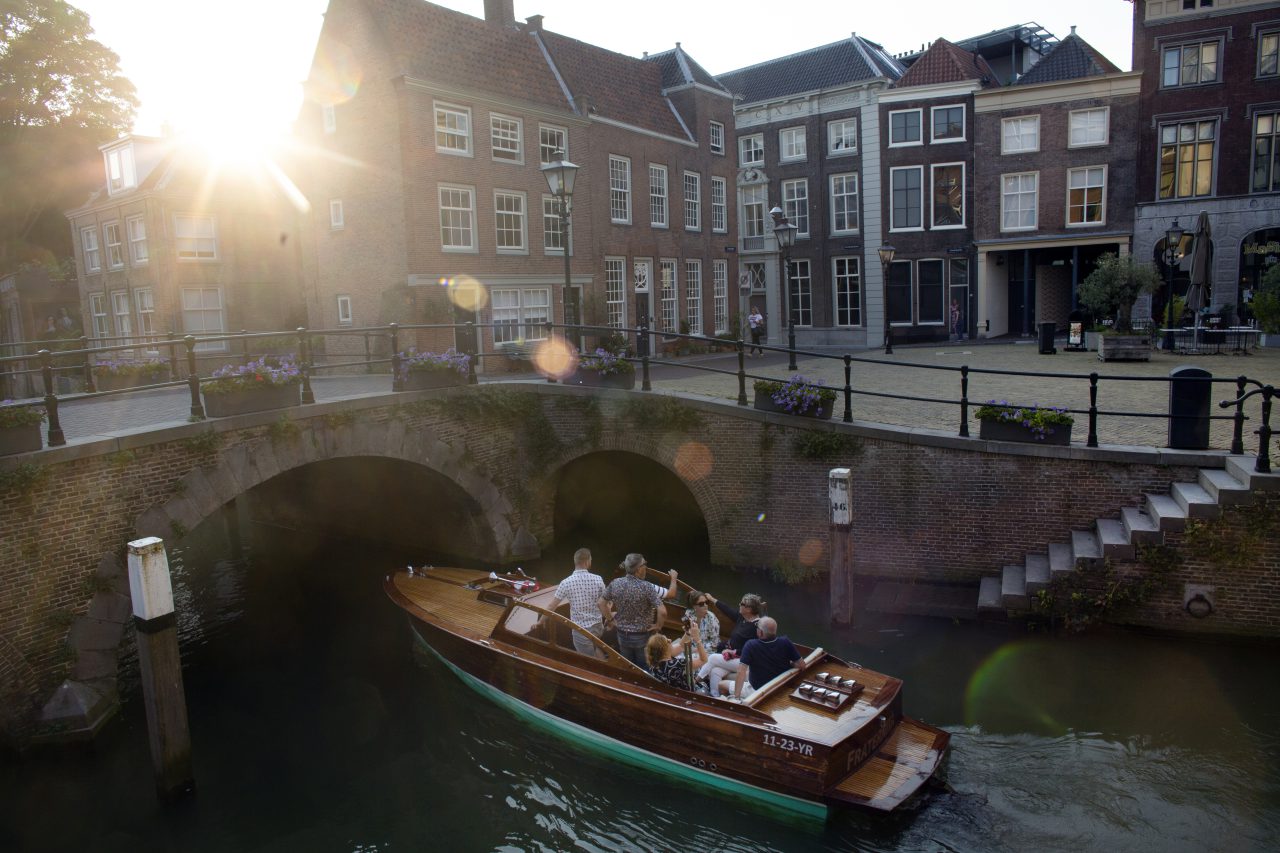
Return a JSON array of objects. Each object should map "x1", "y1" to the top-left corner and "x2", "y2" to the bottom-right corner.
[{"x1": 1, "y1": 520, "x2": 1278, "y2": 853}]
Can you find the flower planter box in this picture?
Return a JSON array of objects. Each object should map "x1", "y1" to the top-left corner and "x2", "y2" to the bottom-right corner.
[
  {"x1": 203, "y1": 383, "x2": 300, "y2": 418},
  {"x1": 0, "y1": 422, "x2": 42, "y2": 456},
  {"x1": 572, "y1": 370, "x2": 635, "y2": 390},
  {"x1": 752, "y1": 387, "x2": 834, "y2": 420},
  {"x1": 401, "y1": 370, "x2": 468, "y2": 391},
  {"x1": 94, "y1": 371, "x2": 170, "y2": 392},
  {"x1": 979, "y1": 418, "x2": 1072, "y2": 446},
  {"x1": 1097, "y1": 334, "x2": 1151, "y2": 362}
]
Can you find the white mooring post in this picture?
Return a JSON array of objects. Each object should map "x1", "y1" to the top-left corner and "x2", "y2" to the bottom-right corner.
[
  {"x1": 828, "y1": 468, "x2": 854, "y2": 625},
  {"x1": 127, "y1": 536, "x2": 194, "y2": 801}
]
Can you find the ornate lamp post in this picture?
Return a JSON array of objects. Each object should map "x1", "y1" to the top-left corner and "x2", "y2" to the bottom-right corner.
[
  {"x1": 541, "y1": 151, "x2": 579, "y2": 335},
  {"x1": 1161, "y1": 218, "x2": 1184, "y2": 351},
  {"x1": 878, "y1": 243, "x2": 896, "y2": 355},
  {"x1": 771, "y1": 206, "x2": 799, "y2": 370}
]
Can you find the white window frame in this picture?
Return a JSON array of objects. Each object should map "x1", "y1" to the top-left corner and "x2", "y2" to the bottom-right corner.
[
  {"x1": 828, "y1": 118, "x2": 857, "y2": 155},
  {"x1": 683, "y1": 171, "x2": 701, "y2": 231},
  {"x1": 605, "y1": 257, "x2": 627, "y2": 328},
  {"x1": 174, "y1": 215, "x2": 217, "y2": 261},
  {"x1": 712, "y1": 260, "x2": 728, "y2": 335},
  {"x1": 135, "y1": 287, "x2": 156, "y2": 338},
  {"x1": 1069, "y1": 107, "x2": 1110, "y2": 148},
  {"x1": 1001, "y1": 171, "x2": 1039, "y2": 231},
  {"x1": 930, "y1": 104, "x2": 966, "y2": 143},
  {"x1": 539, "y1": 124, "x2": 567, "y2": 164},
  {"x1": 685, "y1": 260, "x2": 703, "y2": 335},
  {"x1": 789, "y1": 259, "x2": 812, "y2": 327},
  {"x1": 492, "y1": 287, "x2": 550, "y2": 343},
  {"x1": 493, "y1": 190, "x2": 527, "y2": 254},
  {"x1": 709, "y1": 121, "x2": 725, "y2": 155},
  {"x1": 438, "y1": 184, "x2": 477, "y2": 252},
  {"x1": 659, "y1": 259, "x2": 678, "y2": 333},
  {"x1": 711, "y1": 177, "x2": 727, "y2": 233},
  {"x1": 89, "y1": 293, "x2": 109, "y2": 339},
  {"x1": 110, "y1": 290, "x2": 132, "y2": 339},
  {"x1": 741, "y1": 184, "x2": 766, "y2": 238},
  {"x1": 829, "y1": 173, "x2": 859, "y2": 235},
  {"x1": 609, "y1": 155, "x2": 632, "y2": 224},
  {"x1": 543, "y1": 195, "x2": 568, "y2": 254},
  {"x1": 1001, "y1": 115, "x2": 1040, "y2": 154},
  {"x1": 104, "y1": 146, "x2": 136, "y2": 194},
  {"x1": 126, "y1": 215, "x2": 148, "y2": 264},
  {"x1": 490, "y1": 113, "x2": 523, "y2": 164},
  {"x1": 889, "y1": 166, "x2": 924, "y2": 232},
  {"x1": 181, "y1": 287, "x2": 226, "y2": 352},
  {"x1": 649, "y1": 164, "x2": 668, "y2": 228},
  {"x1": 833, "y1": 257, "x2": 862, "y2": 327},
  {"x1": 888, "y1": 108, "x2": 923, "y2": 147},
  {"x1": 781, "y1": 178, "x2": 808, "y2": 238},
  {"x1": 329, "y1": 199, "x2": 344, "y2": 229},
  {"x1": 930, "y1": 162, "x2": 966, "y2": 230},
  {"x1": 1066, "y1": 165, "x2": 1108, "y2": 227},
  {"x1": 322, "y1": 103, "x2": 336, "y2": 134},
  {"x1": 739, "y1": 133, "x2": 763, "y2": 166},
  {"x1": 434, "y1": 101, "x2": 472, "y2": 156},
  {"x1": 779, "y1": 126, "x2": 806, "y2": 162},
  {"x1": 81, "y1": 227, "x2": 101, "y2": 272},
  {"x1": 337, "y1": 295, "x2": 354, "y2": 326},
  {"x1": 103, "y1": 222, "x2": 124, "y2": 269}
]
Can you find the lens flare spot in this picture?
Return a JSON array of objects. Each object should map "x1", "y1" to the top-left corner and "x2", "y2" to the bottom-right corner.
[
  {"x1": 308, "y1": 38, "x2": 362, "y2": 106},
  {"x1": 797, "y1": 538, "x2": 823, "y2": 566},
  {"x1": 533, "y1": 336, "x2": 578, "y2": 381},
  {"x1": 756, "y1": 513, "x2": 766, "y2": 523},
  {"x1": 673, "y1": 441, "x2": 713, "y2": 481},
  {"x1": 440, "y1": 275, "x2": 487, "y2": 312}
]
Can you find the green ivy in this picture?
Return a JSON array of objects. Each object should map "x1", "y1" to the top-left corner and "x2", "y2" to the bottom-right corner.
[
  {"x1": 1032, "y1": 546, "x2": 1180, "y2": 632},
  {"x1": 169, "y1": 519, "x2": 188, "y2": 539},
  {"x1": 792, "y1": 430, "x2": 862, "y2": 460},
  {"x1": 267, "y1": 415, "x2": 301, "y2": 444},
  {"x1": 179, "y1": 430, "x2": 222, "y2": 455},
  {"x1": 620, "y1": 396, "x2": 702, "y2": 433},
  {"x1": 106, "y1": 450, "x2": 136, "y2": 467},
  {"x1": 322, "y1": 411, "x2": 357, "y2": 429},
  {"x1": 1183, "y1": 502, "x2": 1278, "y2": 573},
  {"x1": 0, "y1": 461, "x2": 49, "y2": 497},
  {"x1": 768, "y1": 559, "x2": 825, "y2": 585}
]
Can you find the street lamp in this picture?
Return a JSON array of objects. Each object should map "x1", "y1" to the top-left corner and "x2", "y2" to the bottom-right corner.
[
  {"x1": 1161, "y1": 218, "x2": 1184, "y2": 351},
  {"x1": 541, "y1": 151, "x2": 579, "y2": 337},
  {"x1": 878, "y1": 243, "x2": 896, "y2": 355},
  {"x1": 771, "y1": 206, "x2": 799, "y2": 369}
]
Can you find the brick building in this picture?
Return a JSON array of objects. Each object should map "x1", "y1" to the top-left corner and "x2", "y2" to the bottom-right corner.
[
  {"x1": 1130, "y1": 0, "x2": 1280, "y2": 320},
  {"x1": 298, "y1": 0, "x2": 737, "y2": 364},
  {"x1": 64, "y1": 135, "x2": 307, "y2": 353},
  {"x1": 717, "y1": 36, "x2": 904, "y2": 349},
  {"x1": 973, "y1": 30, "x2": 1140, "y2": 336}
]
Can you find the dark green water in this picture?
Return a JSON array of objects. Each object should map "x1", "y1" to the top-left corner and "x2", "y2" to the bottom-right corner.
[{"x1": 2, "y1": 515, "x2": 1278, "y2": 853}]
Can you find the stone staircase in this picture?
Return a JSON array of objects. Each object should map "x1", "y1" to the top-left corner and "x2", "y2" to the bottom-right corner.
[{"x1": 978, "y1": 455, "x2": 1280, "y2": 617}]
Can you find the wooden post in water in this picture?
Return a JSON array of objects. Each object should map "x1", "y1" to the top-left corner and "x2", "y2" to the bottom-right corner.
[
  {"x1": 127, "y1": 536, "x2": 195, "y2": 801},
  {"x1": 829, "y1": 468, "x2": 854, "y2": 625}
]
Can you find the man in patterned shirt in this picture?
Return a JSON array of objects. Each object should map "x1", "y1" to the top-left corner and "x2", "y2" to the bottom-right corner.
[
  {"x1": 598, "y1": 553, "x2": 673, "y2": 670},
  {"x1": 543, "y1": 548, "x2": 606, "y2": 657}
]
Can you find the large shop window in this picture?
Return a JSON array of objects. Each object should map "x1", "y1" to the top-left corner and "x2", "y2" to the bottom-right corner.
[
  {"x1": 916, "y1": 260, "x2": 945, "y2": 325},
  {"x1": 492, "y1": 288, "x2": 550, "y2": 343},
  {"x1": 887, "y1": 261, "x2": 914, "y2": 325}
]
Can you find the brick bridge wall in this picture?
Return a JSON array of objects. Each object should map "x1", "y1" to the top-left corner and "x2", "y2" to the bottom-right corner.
[{"x1": 1, "y1": 383, "x2": 1276, "y2": 743}]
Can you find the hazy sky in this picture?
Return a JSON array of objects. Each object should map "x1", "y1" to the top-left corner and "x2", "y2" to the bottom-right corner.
[{"x1": 73, "y1": 0, "x2": 1136, "y2": 137}]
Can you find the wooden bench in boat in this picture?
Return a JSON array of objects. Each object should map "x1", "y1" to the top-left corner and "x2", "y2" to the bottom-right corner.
[{"x1": 743, "y1": 647, "x2": 824, "y2": 707}]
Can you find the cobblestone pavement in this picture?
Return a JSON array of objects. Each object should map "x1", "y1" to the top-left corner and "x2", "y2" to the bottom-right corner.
[{"x1": 34, "y1": 342, "x2": 1280, "y2": 453}]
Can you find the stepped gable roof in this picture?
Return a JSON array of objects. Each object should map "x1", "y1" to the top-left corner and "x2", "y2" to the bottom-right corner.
[
  {"x1": 645, "y1": 44, "x2": 730, "y2": 94},
  {"x1": 892, "y1": 38, "x2": 999, "y2": 89},
  {"x1": 718, "y1": 35, "x2": 904, "y2": 104},
  {"x1": 1015, "y1": 31, "x2": 1120, "y2": 85}
]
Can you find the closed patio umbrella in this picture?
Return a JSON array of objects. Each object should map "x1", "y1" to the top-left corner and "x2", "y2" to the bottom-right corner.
[{"x1": 1185, "y1": 210, "x2": 1212, "y2": 343}]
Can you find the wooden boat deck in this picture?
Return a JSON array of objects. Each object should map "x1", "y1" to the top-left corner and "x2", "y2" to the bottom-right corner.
[
  {"x1": 391, "y1": 568, "x2": 507, "y2": 638},
  {"x1": 828, "y1": 718, "x2": 948, "y2": 810}
]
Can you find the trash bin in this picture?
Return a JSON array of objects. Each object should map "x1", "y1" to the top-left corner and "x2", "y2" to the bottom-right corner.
[
  {"x1": 1038, "y1": 322, "x2": 1056, "y2": 355},
  {"x1": 1168, "y1": 366, "x2": 1212, "y2": 449}
]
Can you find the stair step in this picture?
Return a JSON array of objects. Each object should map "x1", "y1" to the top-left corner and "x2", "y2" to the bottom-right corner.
[
  {"x1": 1121, "y1": 506, "x2": 1162, "y2": 544},
  {"x1": 1071, "y1": 529, "x2": 1102, "y2": 564},
  {"x1": 1024, "y1": 554, "x2": 1050, "y2": 594},
  {"x1": 1001, "y1": 564, "x2": 1028, "y2": 610},
  {"x1": 978, "y1": 576, "x2": 1004, "y2": 613},
  {"x1": 1096, "y1": 518, "x2": 1134, "y2": 560},
  {"x1": 1171, "y1": 481, "x2": 1220, "y2": 519},
  {"x1": 1146, "y1": 493, "x2": 1188, "y2": 532},
  {"x1": 1226, "y1": 455, "x2": 1280, "y2": 492},
  {"x1": 1048, "y1": 542, "x2": 1075, "y2": 577},
  {"x1": 1199, "y1": 468, "x2": 1251, "y2": 505}
]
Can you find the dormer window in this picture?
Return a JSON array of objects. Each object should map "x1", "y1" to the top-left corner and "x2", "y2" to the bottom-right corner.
[{"x1": 105, "y1": 145, "x2": 136, "y2": 194}]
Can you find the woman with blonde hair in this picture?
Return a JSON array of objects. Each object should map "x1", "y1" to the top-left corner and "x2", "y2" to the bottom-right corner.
[
  {"x1": 696, "y1": 592, "x2": 765, "y2": 697},
  {"x1": 645, "y1": 621, "x2": 708, "y2": 690}
]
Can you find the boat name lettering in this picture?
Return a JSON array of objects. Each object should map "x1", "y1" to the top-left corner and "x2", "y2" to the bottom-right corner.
[
  {"x1": 845, "y1": 715, "x2": 894, "y2": 771},
  {"x1": 761, "y1": 733, "x2": 813, "y2": 756}
]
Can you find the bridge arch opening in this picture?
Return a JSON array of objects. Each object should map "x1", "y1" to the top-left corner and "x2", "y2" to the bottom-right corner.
[{"x1": 551, "y1": 451, "x2": 709, "y2": 569}]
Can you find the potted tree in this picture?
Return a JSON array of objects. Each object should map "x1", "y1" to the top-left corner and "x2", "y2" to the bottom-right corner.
[
  {"x1": 0, "y1": 401, "x2": 45, "y2": 455},
  {"x1": 202, "y1": 357, "x2": 302, "y2": 418},
  {"x1": 976, "y1": 400, "x2": 1074, "y2": 446},
  {"x1": 753, "y1": 375, "x2": 836, "y2": 420},
  {"x1": 1078, "y1": 253, "x2": 1160, "y2": 361},
  {"x1": 397, "y1": 348, "x2": 471, "y2": 390},
  {"x1": 572, "y1": 348, "x2": 635, "y2": 389}
]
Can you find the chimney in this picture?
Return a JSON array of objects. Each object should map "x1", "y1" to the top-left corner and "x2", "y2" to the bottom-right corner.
[
  {"x1": 1070, "y1": 25, "x2": 1077, "y2": 37},
  {"x1": 483, "y1": 0, "x2": 515, "y2": 26},
  {"x1": 525, "y1": 14, "x2": 543, "y2": 33}
]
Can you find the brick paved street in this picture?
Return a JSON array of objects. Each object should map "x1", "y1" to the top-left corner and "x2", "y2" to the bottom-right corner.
[{"x1": 31, "y1": 340, "x2": 1280, "y2": 453}]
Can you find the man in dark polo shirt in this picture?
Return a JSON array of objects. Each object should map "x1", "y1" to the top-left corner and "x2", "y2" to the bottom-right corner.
[{"x1": 731, "y1": 616, "x2": 804, "y2": 701}]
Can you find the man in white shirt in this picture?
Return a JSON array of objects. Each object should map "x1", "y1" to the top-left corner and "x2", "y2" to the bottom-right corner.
[{"x1": 546, "y1": 548, "x2": 606, "y2": 657}]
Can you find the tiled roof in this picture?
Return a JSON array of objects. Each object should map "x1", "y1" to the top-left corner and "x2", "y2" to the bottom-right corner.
[
  {"x1": 645, "y1": 45, "x2": 729, "y2": 94},
  {"x1": 717, "y1": 35, "x2": 904, "y2": 104},
  {"x1": 1015, "y1": 32, "x2": 1120, "y2": 85},
  {"x1": 892, "y1": 38, "x2": 999, "y2": 89}
]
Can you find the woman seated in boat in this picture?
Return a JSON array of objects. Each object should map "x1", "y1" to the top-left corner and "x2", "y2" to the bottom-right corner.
[
  {"x1": 645, "y1": 621, "x2": 708, "y2": 690},
  {"x1": 685, "y1": 589, "x2": 721, "y2": 652},
  {"x1": 696, "y1": 593, "x2": 765, "y2": 697}
]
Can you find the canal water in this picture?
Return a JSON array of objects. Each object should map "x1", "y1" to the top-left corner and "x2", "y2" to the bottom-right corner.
[{"x1": 2, "y1": 514, "x2": 1278, "y2": 853}]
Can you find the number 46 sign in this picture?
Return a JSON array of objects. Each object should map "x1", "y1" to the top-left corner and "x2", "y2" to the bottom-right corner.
[{"x1": 829, "y1": 468, "x2": 851, "y2": 526}]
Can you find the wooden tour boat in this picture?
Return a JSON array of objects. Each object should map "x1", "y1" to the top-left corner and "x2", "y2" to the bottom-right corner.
[{"x1": 384, "y1": 566, "x2": 949, "y2": 819}]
